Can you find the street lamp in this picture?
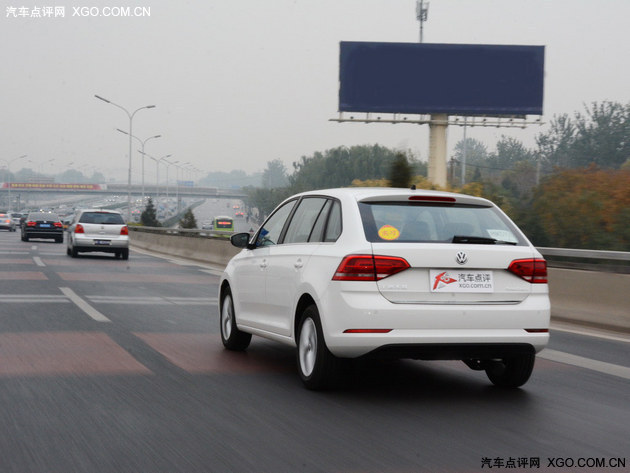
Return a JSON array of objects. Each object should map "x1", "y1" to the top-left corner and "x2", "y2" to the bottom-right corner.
[
  {"x1": 144, "y1": 153, "x2": 171, "y2": 213},
  {"x1": 116, "y1": 129, "x2": 161, "y2": 205},
  {"x1": 164, "y1": 159, "x2": 178, "y2": 216},
  {"x1": 95, "y1": 94, "x2": 156, "y2": 222},
  {"x1": 2, "y1": 154, "x2": 27, "y2": 211}
]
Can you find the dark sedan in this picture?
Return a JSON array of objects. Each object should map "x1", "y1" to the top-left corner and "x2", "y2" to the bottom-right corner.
[{"x1": 21, "y1": 212, "x2": 64, "y2": 243}]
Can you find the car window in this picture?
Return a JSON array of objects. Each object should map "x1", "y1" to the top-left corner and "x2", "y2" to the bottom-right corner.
[
  {"x1": 79, "y1": 212, "x2": 124, "y2": 224},
  {"x1": 323, "y1": 200, "x2": 342, "y2": 242},
  {"x1": 309, "y1": 199, "x2": 332, "y2": 242},
  {"x1": 256, "y1": 199, "x2": 297, "y2": 247},
  {"x1": 28, "y1": 213, "x2": 60, "y2": 221},
  {"x1": 283, "y1": 197, "x2": 328, "y2": 244},
  {"x1": 359, "y1": 202, "x2": 525, "y2": 245}
]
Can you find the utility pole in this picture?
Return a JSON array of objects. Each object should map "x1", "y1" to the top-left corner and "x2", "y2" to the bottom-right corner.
[{"x1": 416, "y1": 0, "x2": 429, "y2": 43}]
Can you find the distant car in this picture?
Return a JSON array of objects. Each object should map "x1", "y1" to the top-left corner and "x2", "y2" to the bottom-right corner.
[
  {"x1": 219, "y1": 187, "x2": 550, "y2": 390},
  {"x1": 235, "y1": 211, "x2": 245, "y2": 217},
  {"x1": 0, "y1": 213, "x2": 16, "y2": 232},
  {"x1": 9, "y1": 212, "x2": 23, "y2": 227},
  {"x1": 66, "y1": 209, "x2": 129, "y2": 259},
  {"x1": 21, "y1": 212, "x2": 63, "y2": 242}
]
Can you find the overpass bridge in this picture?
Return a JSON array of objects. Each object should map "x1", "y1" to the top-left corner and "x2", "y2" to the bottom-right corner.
[{"x1": 0, "y1": 182, "x2": 248, "y2": 200}]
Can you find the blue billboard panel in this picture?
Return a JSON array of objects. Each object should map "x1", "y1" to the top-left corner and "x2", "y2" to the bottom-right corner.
[{"x1": 339, "y1": 42, "x2": 544, "y2": 116}]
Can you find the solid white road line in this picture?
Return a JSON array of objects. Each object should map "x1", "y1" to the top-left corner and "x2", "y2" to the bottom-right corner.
[
  {"x1": 539, "y1": 349, "x2": 630, "y2": 380},
  {"x1": 59, "y1": 287, "x2": 111, "y2": 322}
]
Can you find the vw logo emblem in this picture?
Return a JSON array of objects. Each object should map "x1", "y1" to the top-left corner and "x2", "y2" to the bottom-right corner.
[{"x1": 455, "y1": 252, "x2": 468, "y2": 265}]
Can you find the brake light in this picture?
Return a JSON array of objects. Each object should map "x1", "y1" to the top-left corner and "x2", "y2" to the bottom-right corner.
[
  {"x1": 409, "y1": 195, "x2": 456, "y2": 202},
  {"x1": 120, "y1": 226, "x2": 128, "y2": 236},
  {"x1": 74, "y1": 224, "x2": 85, "y2": 234},
  {"x1": 508, "y1": 258, "x2": 547, "y2": 284},
  {"x1": 27, "y1": 221, "x2": 36, "y2": 227},
  {"x1": 54, "y1": 222, "x2": 62, "y2": 228},
  {"x1": 333, "y1": 255, "x2": 410, "y2": 281}
]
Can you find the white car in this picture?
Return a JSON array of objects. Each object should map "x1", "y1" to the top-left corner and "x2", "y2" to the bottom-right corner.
[
  {"x1": 219, "y1": 188, "x2": 550, "y2": 390},
  {"x1": 66, "y1": 209, "x2": 129, "y2": 259}
]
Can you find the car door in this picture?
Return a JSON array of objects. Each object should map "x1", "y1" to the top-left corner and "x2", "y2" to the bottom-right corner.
[
  {"x1": 230, "y1": 199, "x2": 297, "y2": 331},
  {"x1": 264, "y1": 197, "x2": 330, "y2": 336}
]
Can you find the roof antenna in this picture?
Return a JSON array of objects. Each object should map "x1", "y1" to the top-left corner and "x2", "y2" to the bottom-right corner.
[{"x1": 410, "y1": 184, "x2": 416, "y2": 190}]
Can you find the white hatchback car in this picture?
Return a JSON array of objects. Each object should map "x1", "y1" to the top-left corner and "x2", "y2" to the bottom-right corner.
[
  {"x1": 219, "y1": 188, "x2": 549, "y2": 390},
  {"x1": 66, "y1": 209, "x2": 129, "y2": 259}
]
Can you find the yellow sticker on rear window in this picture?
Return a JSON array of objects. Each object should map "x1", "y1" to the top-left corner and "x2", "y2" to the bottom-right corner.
[{"x1": 378, "y1": 225, "x2": 400, "y2": 241}]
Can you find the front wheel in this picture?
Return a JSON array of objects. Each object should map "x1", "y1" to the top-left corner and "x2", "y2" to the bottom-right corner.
[
  {"x1": 220, "y1": 287, "x2": 251, "y2": 351},
  {"x1": 485, "y1": 354, "x2": 536, "y2": 388},
  {"x1": 296, "y1": 305, "x2": 338, "y2": 390}
]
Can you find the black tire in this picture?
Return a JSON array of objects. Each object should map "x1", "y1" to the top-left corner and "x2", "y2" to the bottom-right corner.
[
  {"x1": 71, "y1": 246, "x2": 79, "y2": 258},
  {"x1": 121, "y1": 248, "x2": 129, "y2": 260},
  {"x1": 220, "y1": 287, "x2": 251, "y2": 351},
  {"x1": 485, "y1": 354, "x2": 536, "y2": 388},
  {"x1": 66, "y1": 246, "x2": 71, "y2": 256},
  {"x1": 21, "y1": 233, "x2": 27, "y2": 242},
  {"x1": 296, "y1": 305, "x2": 338, "y2": 390}
]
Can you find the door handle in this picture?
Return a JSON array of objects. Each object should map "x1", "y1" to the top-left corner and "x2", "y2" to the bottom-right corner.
[
  {"x1": 259, "y1": 259, "x2": 268, "y2": 269},
  {"x1": 294, "y1": 259, "x2": 303, "y2": 269}
]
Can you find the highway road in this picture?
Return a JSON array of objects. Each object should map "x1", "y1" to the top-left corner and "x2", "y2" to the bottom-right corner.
[{"x1": 0, "y1": 229, "x2": 628, "y2": 473}]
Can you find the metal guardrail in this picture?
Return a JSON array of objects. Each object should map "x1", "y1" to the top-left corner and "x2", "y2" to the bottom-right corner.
[
  {"x1": 538, "y1": 247, "x2": 630, "y2": 261},
  {"x1": 128, "y1": 227, "x2": 630, "y2": 268},
  {"x1": 129, "y1": 226, "x2": 234, "y2": 239}
]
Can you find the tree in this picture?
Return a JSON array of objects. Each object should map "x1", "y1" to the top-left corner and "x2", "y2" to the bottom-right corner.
[
  {"x1": 388, "y1": 152, "x2": 413, "y2": 188},
  {"x1": 261, "y1": 159, "x2": 289, "y2": 188},
  {"x1": 140, "y1": 197, "x2": 161, "y2": 227},
  {"x1": 179, "y1": 208, "x2": 198, "y2": 229}
]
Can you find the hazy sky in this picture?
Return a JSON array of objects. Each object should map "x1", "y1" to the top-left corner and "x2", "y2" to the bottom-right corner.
[{"x1": 2, "y1": 0, "x2": 629, "y2": 183}]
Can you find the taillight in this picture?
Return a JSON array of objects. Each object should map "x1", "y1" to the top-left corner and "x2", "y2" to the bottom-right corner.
[
  {"x1": 333, "y1": 255, "x2": 410, "y2": 281},
  {"x1": 120, "y1": 226, "x2": 128, "y2": 236},
  {"x1": 74, "y1": 224, "x2": 85, "y2": 234},
  {"x1": 54, "y1": 222, "x2": 62, "y2": 228},
  {"x1": 27, "y1": 221, "x2": 36, "y2": 227},
  {"x1": 508, "y1": 258, "x2": 547, "y2": 284}
]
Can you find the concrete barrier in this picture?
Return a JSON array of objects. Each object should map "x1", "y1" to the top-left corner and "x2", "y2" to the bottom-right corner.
[
  {"x1": 130, "y1": 231, "x2": 630, "y2": 333},
  {"x1": 130, "y1": 229, "x2": 241, "y2": 267},
  {"x1": 548, "y1": 268, "x2": 630, "y2": 332}
]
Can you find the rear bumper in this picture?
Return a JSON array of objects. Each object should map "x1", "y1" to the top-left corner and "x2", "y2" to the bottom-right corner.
[
  {"x1": 73, "y1": 235, "x2": 128, "y2": 252},
  {"x1": 319, "y1": 288, "x2": 550, "y2": 358},
  {"x1": 24, "y1": 230, "x2": 63, "y2": 239}
]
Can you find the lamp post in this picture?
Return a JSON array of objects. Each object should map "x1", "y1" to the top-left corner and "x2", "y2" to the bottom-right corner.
[
  {"x1": 145, "y1": 153, "x2": 171, "y2": 214},
  {"x1": 163, "y1": 159, "x2": 179, "y2": 217},
  {"x1": 116, "y1": 129, "x2": 161, "y2": 205},
  {"x1": 95, "y1": 94, "x2": 156, "y2": 222},
  {"x1": 2, "y1": 154, "x2": 27, "y2": 211}
]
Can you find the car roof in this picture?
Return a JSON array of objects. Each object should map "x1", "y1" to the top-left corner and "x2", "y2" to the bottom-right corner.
[{"x1": 292, "y1": 187, "x2": 493, "y2": 206}]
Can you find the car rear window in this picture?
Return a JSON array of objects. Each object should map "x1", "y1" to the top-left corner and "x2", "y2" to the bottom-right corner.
[
  {"x1": 358, "y1": 202, "x2": 526, "y2": 245},
  {"x1": 28, "y1": 212, "x2": 60, "y2": 221},
  {"x1": 79, "y1": 212, "x2": 124, "y2": 224}
]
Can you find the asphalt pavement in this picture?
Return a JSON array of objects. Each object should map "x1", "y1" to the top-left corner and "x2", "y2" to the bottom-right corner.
[{"x1": 0, "y1": 228, "x2": 628, "y2": 473}]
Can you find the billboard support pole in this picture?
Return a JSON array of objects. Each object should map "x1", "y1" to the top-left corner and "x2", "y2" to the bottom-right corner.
[{"x1": 428, "y1": 114, "x2": 448, "y2": 188}]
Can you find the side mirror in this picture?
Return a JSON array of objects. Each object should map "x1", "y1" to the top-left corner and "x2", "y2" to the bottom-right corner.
[{"x1": 230, "y1": 232, "x2": 252, "y2": 249}]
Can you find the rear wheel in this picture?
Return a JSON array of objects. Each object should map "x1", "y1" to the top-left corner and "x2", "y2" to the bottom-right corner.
[
  {"x1": 71, "y1": 246, "x2": 79, "y2": 258},
  {"x1": 220, "y1": 287, "x2": 251, "y2": 351},
  {"x1": 121, "y1": 248, "x2": 129, "y2": 260},
  {"x1": 297, "y1": 305, "x2": 338, "y2": 390},
  {"x1": 485, "y1": 354, "x2": 536, "y2": 388}
]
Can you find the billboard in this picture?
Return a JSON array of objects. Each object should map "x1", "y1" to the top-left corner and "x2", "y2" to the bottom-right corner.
[{"x1": 339, "y1": 42, "x2": 544, "y2": 116}]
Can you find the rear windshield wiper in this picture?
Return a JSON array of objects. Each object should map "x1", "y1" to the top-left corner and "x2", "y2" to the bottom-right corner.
[{"x1": 452, "y1": 235, "x2": 517, "y2": 245}]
